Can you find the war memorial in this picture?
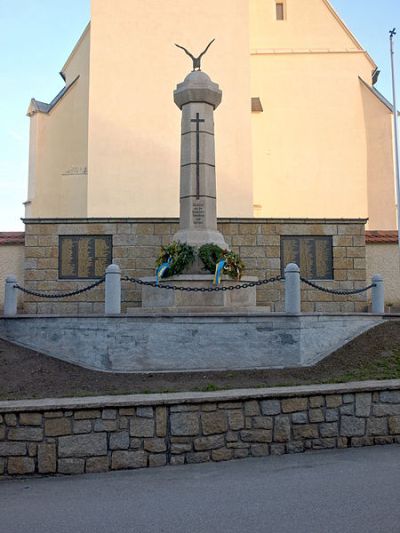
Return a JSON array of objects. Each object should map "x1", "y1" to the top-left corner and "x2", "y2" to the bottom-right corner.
[{"x1": 0, "y1": 33, "x2": 399, "y2": 479}]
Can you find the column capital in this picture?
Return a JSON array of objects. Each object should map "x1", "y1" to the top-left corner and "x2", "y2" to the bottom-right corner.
[{"x1": 174, "y1": 71, "x2": 222, "y2": 109}]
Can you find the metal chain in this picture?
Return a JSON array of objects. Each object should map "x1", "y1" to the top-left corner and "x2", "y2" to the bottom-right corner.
[
  {"x1": 300, "y1": 277, "x2": 375, "y2": 295},
  {"x1": 122, "y1": 275, "x2": 283, "y2": 292},
  {"x1": 14, "y1": 277, "x2": 105, "y2": 299}
]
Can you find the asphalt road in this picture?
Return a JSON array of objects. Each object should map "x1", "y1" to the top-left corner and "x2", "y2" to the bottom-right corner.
[{"x1": 1, "y1": 446, "x2": 399, "y2": 533}]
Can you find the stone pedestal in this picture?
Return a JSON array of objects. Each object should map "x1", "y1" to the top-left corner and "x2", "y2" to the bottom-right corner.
[
  {"x1": 141, "y1": 275, "x2": 257, "y2": 309},
  {"x1": 173, "y1": 71, "x2": 227, "y2": 248}
]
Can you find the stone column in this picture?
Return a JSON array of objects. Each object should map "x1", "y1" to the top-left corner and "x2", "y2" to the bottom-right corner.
[{"x1": 173, "y1": 71, "x2": 227, "y2": 248}]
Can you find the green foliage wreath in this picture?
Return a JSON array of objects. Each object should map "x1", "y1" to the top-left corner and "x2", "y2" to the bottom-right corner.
[
  {"x1": 155, "y1": 241, "x2": 195, "y2": 277},
  {"x1": 198, "y1": 244, "x2": 245, "y2": 281}
]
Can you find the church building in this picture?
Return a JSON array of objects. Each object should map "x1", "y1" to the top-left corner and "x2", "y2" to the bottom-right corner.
[{"x1": 25, "y1": 0, "x2": 397, "y2": 231}]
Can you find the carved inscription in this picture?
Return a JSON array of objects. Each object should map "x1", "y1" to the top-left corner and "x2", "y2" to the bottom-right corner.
[
  {"x1": 59, "y1": 235, "x2": 112, "y2": 279},
  {"x1": 192, "y1": 201, "x2": 205, "y2": 226},
  {"x1": 281, "y1": 236, "x2": 333, "y2": 280}
]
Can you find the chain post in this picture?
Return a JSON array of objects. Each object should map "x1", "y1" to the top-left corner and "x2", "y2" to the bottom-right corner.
[
  {"x1": 4, "y1": 275, "x2": 17, "y2": 316},
  {"x1": 105, "y1": 264, "x2": 121, "y2": 315},
  {"x1": 371, "y1": 275, "x2": 384, "y2": 314},
  {"x1": 284, "y1": 263, "x2": 301, "y2": 314}
]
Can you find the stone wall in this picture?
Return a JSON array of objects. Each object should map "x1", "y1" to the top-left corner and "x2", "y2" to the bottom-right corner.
[
  {"x1": 0, "y1": 381, "x2": 399, "y2": 477},
  {"x1": 0, "y1": 242, "x2": 24, "y2": 313},
  {"x1": 22, "y1": 218, "x2": 367, "y2": 314}
]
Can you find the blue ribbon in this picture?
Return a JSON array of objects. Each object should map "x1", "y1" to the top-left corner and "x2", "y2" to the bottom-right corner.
[
  {"x1": 156, "y1": 257, "x2": 172, "y2": 285},
  {"x1": 213, "y1": 259, "x2": 226, "y2": 285}
]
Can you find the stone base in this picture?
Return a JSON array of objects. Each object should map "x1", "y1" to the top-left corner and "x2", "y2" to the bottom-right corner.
[
  {"x1": 140, "y1": 275, "x2": 257, "y2": 309},
  {"x1": 172, "y1": 229, "x2": 228, "y2": 248}
]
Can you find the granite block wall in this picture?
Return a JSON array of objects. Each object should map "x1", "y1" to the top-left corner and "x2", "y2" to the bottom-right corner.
[
  {"x1": 0, "y1": 384, "x2": 399, "y2": 477},
  {"x1": 22, "y1": 218, "x2": 367, "y2": 314}
]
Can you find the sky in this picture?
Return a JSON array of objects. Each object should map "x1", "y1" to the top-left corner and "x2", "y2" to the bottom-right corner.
[{"x1": 0, "y1": 0, "x2": 399, "y2": 231}]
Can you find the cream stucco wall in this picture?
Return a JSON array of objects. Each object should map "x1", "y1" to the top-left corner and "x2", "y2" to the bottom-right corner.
[
  {"x1": 0, "y1": 245, "x2": 24, "y2": 312},
  {"x1": 366, "y1": 244, "x2": 400, "y2": 306},
  {"x1": 86, "y1": 0, "x2": 253, "y2": 219},
  {"x1": 26, "y1": 27, "x2": 90, "y2": 218},
  {"x1": 25, "y1": 0, "x2": 397, "y2": 232}
]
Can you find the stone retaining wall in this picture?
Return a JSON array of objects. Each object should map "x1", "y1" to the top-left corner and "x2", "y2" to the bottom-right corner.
[
  {"x1": 0, "y1": 381, "x2": 399, "y2": 477},
  {"x1": 22, "y1": 217, "x2": 367, "y2": 314}
]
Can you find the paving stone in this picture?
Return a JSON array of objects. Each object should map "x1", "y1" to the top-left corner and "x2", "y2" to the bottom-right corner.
[
  {"x1": 73, "y1": 420, "x2": 92, "y2": 434},
  {"x1": 252, "y1": 416, "x2": 273, "y2": 429},
  {"x1": 45, "y1": 417, "x2": 72, "y2": 437},
  {"x1": 186, "y1": 452, "x2": 210, "y2": 464},
  {"x1": 325, "y1": 409, "x2": 339, "y2": 422},
  {"x1": 380, "y1": 391, "x2": 400, "y2": 403},
  {"x1": 130, "y1": 417, "x2": 155, "y2": 437},
  {"x1": 110, "y1": 431, "x2": 130, "y2": 450},
  {"x1": 309, "y1": 409, "x2": 324, "y2": 423},
  {"x1": 74, "y1": 410, "x2": 101, "y2": 420},
  {"x1": 149, "y1": 454, "x2": 167, "y2": 467},
  {"x1": 309, "y1": 396, "x2": 324, "y2": 408},
  {"x1": 244, "y1": 401, "x2": 260, "y2": 416},
  {"x1": 94, "y1": 419, "x2": 118, "y2": 432},
  {"x1": 170, "y1": 455, "x2": 185, "y2": 466},
  {"x1": 102, "y1": 409, "x2": 117, "y2": 420},
  {"x1": 274, "y1": 416, "x2": 291, "y2": 442},
  {"x1": 287, "y1": 441, "x2": 304, "y2": 454},
  {"x1": 201, "y1": 411, "x2": 228, "y2": 435},
  {"x1": 240, "y1": 430, "x2": 272, "y2": 443},
  {"x1": 171, "y1": 443, "x2": 192, "y2": 454},
  {"x1": 86, "y1": 456, "x2": 110, "y2": 473},
  {"x1": 355, "y1": 393, "x2": 372, "y2": 417},
  {"x1": 170, "y1": 413, "x2": 199, "y2": 436},
  {"x1": 8, "y1": 427, "x2": 43, "y2": 442},
  {"x1": 19, "y1": 413, "x2": 43, "y2": 426},
  {"x1": 388, "y1": 416, "x2": 400, "y2": 434},
  {"x1": 58, "y1": 458, "x2": 85, "y2": 474},
  {"x1": 8, "y1": 457, "x2": 35, "y2": 475},
  {"x1": 340, "y1": 404, "x2": 354, "y2": 416},
  {"x1": 111, "y1": 451, "x2": 147, "y2": 469},
  {"x1": 155, "y1": 407, "x2": 167, "y2": 437},
  {"x1": 227, "y1": 410, "x2": 245, "y2": 430},
  {"x1": 350, "y1": 437, "x2": 374, "y2": 447},
  {"x1": 194, "y1": 435, "x2": 225, "y2": 451},
  {"x1": 260, "y1": 400, "x2": 281, "y2": 416},
  {"x1": 233, "y1": 448, "x2": 249, "y2": 459},
  {"x1": 292, "y1": 412, "x2": 308, "y2": 424},
  {"x1": 281, "y1": 398, "x2": 308, "y2": 413},
  {"x1": 373, "y1": 404, "x2": 400, "y2": 417},
  {"x1": 340, "y1": 416, "x2": 366, "y2": 437},
  {"x1": 250, "y1": 444, "x2": 270, "y2": 457},
  {"x1": 211, "y1": 448, "x2": 233, "y2": 461},
  {"x1": 293, "y1": 424, "x2": 319, "y2": 439},
  {"x1": 0, "y1": 442, "x2": 26, "y2": 456},
  {"x1": 320, "y1": 422, "x2": 338, "y2": 438},
  {"x1": 38, "y1": 443, "x2": 56, "y2": 474},
  {"x1": 136, "y1": 407, "x2": 154, "y2": 418},
  {"x1": 343, "y1": 394, "x2": 355, "y2": 404},
  {"x1": 367, "y1": 417, "x2": 388, "y2": 436},
  {"x1": 326, "y1": 395, "x2": 342, "y2": 408},
  {"x1": 4, "y1": 414, "x2": 17, "y2": 427},
  {"x1": 143, "y1": 438, "x2": 167, "y2": 453},
  {"x1": 58, "y1": 433, "x2": 107, "y2": 457}
]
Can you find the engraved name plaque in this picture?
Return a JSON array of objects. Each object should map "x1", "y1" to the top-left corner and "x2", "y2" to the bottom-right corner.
[
  {"x1": 59, "y1": 235, "x2": 112, "y2": 279},
  {"x1": 281, "y1": 236, "x2": 333, "y2": 280}
]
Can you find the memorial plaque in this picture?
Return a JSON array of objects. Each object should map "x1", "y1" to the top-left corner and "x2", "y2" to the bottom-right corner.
[
  {"x1": 59, "y1": 235, "x2": 112, "y2": 279},
  {"x1": 281, "y1": 236, "x2": 333, "y2": 280},
  {"x1": 192, "y1": 201, "x2": 205, "y2": 226}
]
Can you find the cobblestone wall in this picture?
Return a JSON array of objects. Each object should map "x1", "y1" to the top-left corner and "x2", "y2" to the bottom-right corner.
[
  {"x1": 22, "y1": 218, "x2": 367, "y2": 314},
  {"x1": 1, "y1": 383, "x2": 399, "y2": 477}
]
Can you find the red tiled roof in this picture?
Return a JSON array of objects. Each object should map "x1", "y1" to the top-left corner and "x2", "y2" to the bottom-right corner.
[
  {"x1": 365, "y1": 230, "x2": 398, "y2": 244},
  {"x1": 0, "y1": 232, "x2": 25, "y2": 245}
]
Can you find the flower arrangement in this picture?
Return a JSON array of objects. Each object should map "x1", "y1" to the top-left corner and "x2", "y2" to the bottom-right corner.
[
  {"x1": 198, "y1": 243, "x2": 245, "y2": 281},
  {"x1": 155, "y1": 241, "x2": 195, "y2": 277}
]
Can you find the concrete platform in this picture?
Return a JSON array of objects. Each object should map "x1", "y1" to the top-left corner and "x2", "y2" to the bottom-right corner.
[
  {"x1": 140, "y1": 275, "x2": 258, "y2": 308},
  {"x1": 0, "y1": 313, "x2": 383, "y2": 373}
]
